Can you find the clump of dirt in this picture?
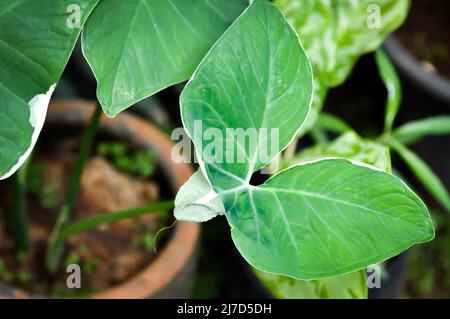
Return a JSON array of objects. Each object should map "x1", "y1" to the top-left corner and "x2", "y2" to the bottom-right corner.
[
  {"x1": 0, "y1": 155, "x2": 167, "y2": 296},
  {"x1": 396, "y1": 0, "x2": 450, "y2": 78}
]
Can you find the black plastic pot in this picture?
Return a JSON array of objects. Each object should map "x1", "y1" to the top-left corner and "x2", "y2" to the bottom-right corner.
[
  {"x1": 383, "y1": 35, "x2": 450, "y2": 203},
  {"x1": 383, "y1": 35, "x2": 450, "y2": 109},
  {"x1": 368, "y1": 253, "x2": 409, "y2": 299}
]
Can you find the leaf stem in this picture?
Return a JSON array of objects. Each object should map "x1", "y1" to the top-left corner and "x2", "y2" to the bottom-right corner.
[
  {"x1": 309, "y1": 127, "x2": 328, "y2": 144},
  {"x1": 284, "y1": 137, "x2": 299, "y2": 161},
  {"x1": 46, "y1": 105, "x2": 102, "y2": 272},
  {"x1": 10, "y1": 162, "x2": 30, "y2": 255},
  {"x1": 56, "y1": 201, "x2": 174, "y2": 246}
]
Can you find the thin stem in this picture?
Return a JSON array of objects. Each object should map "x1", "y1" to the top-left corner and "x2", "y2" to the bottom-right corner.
[
  {"x1": 309, "y1": 127, "x2": 328, "y2": 144},
  {"x1": 55, "y1": 201, "x2": 174, "y2": 246},
  {"x1": 46, "y1": 105, "x2": 102, "y2": 273},
  {"x1": 284, "y1": 137, "x2": 299, "y2": 161},
  {"x1": 10, "y1": 162, "x2": 30, "y2": 255}
]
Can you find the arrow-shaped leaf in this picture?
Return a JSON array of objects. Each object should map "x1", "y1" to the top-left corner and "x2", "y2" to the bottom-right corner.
[{"x1": 227, "y1": 159, "x2": 433, "y2": 279}]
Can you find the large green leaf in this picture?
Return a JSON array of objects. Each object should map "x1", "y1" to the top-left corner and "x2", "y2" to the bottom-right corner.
[
  {"x1": 0, "y1": 0, "x2": 99, "y2": 179},
  {"x1": 228, "y1": 159, "x2": 433, "y2": 279},
  {"x1": 275, "y1": 0, "x2": 410, "y2": 131},
  {"x1": 82, "y1": 0, "x2": 248, "y2": 117},
  {"x1": 267, "y1": 131, "x2": 389, "y2": 297},
  {"x1": 178, "y1": 0, "x2": 433, "y2": 280},
  {"x1": 181, "y1": 0, "x2": 313, "y2": 191},
  {"x1": 254, "y1": 268, "x2": 367, "y2": 299}
]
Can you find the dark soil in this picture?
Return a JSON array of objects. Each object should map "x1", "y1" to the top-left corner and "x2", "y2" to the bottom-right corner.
[
  {"x1": 396, "y1": 0, "x2": 450, "y2": 78},
  {"x1": 0, "y1": 138, "x2": 168, "y2": 297}
]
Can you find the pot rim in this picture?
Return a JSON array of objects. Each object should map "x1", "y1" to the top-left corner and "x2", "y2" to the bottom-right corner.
[
  {"x1": 383, "y1": 35, "x2": 450, "y2": 107},
  {"x1": 2, "y1": 100, "x2": 199, "y2": 299}
]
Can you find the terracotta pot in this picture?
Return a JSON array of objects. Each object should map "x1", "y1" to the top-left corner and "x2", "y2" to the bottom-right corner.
[{"x1": 0, "y1": 100, "x2": 200, "y2": 299}]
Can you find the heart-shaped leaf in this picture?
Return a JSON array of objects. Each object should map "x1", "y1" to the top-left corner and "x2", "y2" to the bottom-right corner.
[
  {"x1": 227, "y1": 158, "x2": 433, "y2": 279},
  {"x1": 82, "y1": 0, "x2": 249, "y2": 117},
  {"x1": 0, "y1": 0, "x2": 99, "y2": 179}
]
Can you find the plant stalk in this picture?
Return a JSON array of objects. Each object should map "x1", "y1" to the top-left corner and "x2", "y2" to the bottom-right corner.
[
  {"x1": 46, "y1": 105, "x2": 102, "y2": 273},
  {"x1": 310, "y1": 127, "x2": 328, "y2": 144},
  {"x1": 56, "y1": 201, "x2": 174, "y2": 246},
  {"x1": 10, "y1": 163, "x2": 30, "y2": 255}
]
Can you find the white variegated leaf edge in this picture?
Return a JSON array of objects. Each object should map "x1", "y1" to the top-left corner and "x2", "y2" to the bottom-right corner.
[
  {"x1": 0, "y1": 83, "x2": 56, "y2": 180},
  {"x1": 174, "y1": 169, "x2": 225, "y2": 222}
]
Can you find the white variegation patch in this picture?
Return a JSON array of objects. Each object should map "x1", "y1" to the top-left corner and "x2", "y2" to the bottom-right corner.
[
  {"x1": 0, "y1": 84, "x2": 56, "y2": 180},
  {"x1": 174, "y1": 169, "x2": 225, "y2": 222}
]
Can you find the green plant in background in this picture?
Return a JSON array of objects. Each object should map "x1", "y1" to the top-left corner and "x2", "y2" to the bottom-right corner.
[
  {"x1": 274, "y1": 0, "x2": 410, "y2": 136},
  {"x1": 27, "y1": 163, "x2": 59, "y2": 209},
  {"x1": 97, "y1": 142, "x2": 156, "y2": 178},
  {"x1": 0, "y1": 257, "x2": 13, "y2": 283},
  {"x1": 64, "y1": 244, "x2": 101, "y2": 276},
  {"x1": 0, "y1": 0, "x2": 446, "y2": 299},
  {"x1": 254, "y1": 267, "x2": 367, "y2": 299}
]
